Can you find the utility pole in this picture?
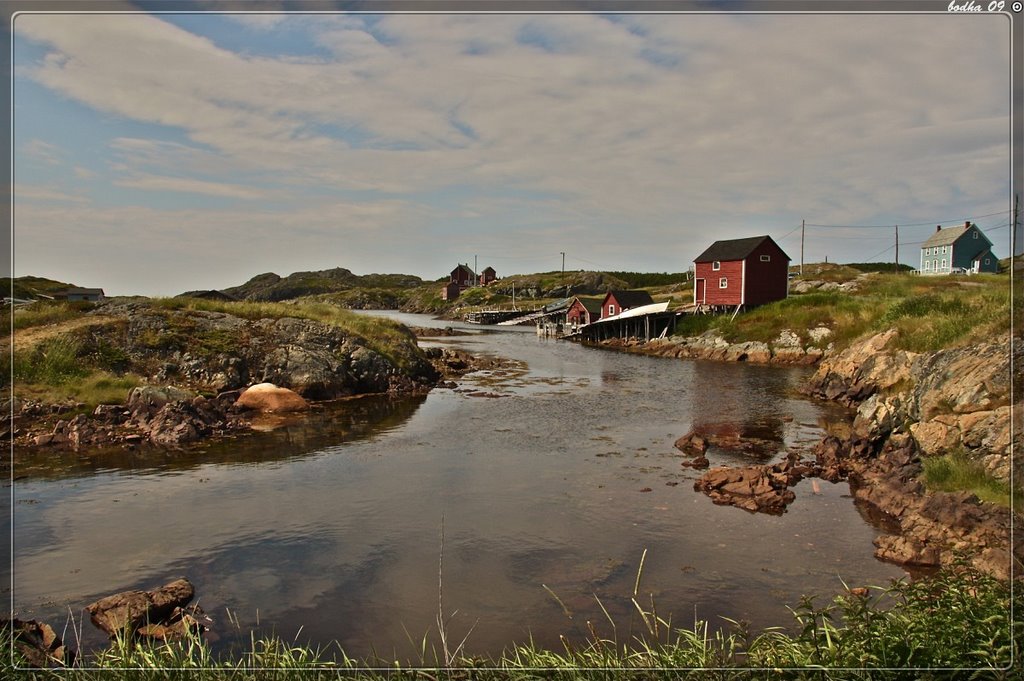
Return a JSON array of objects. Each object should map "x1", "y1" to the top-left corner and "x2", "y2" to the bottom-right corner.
[
  {"x1": 560, "y1": 251, "x2": 566, "y2": 297},
  {"x1": 474, "y1": 255, "x2": 478, "y2": 286},
  {"x1": 895, "y1": 225, "x2": 899, "y2": 274},
  {"x1": 800, "y1": 219, "x2": 805, "y2": 276},
  {"x1": 1014, "y1": 193, "x2": 1020, "y2": 258}
]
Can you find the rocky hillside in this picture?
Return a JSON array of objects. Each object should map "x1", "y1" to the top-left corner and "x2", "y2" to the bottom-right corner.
[
  {"x1": 804, "y1": 328, "x2": 1018, "y2": 578},
  {"x1": 78, "y1": 301, "x2": 438, "y2": 398},
  {"x1": 222, "y1": 268, "x2": 424, "y2": 302}
]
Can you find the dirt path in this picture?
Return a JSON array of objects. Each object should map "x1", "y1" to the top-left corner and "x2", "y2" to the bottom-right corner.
[{"x1": 9, "y1": 315, "x2": 117, "y2": 352}]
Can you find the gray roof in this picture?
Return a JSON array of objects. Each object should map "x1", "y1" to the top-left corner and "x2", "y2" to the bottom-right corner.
[
  {"x1": 921, "y1": 223, "x2": 984, "y2": 249},
  {"x1": 694, "y1": 235, "x2": 789, "y2": 263},
  {"x1": 57, "y1": 287, "x2": 104, "y2": 296},
  {"x1": 606, "y1": 290, "x2": 655, "y2": 308}
]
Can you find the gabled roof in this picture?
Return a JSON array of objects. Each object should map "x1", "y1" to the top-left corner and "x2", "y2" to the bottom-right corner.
[
  {"x1": 57, "y1": 287, "x2": 105, "y2": 296},
  {"x1": 570, "y1": 296, "x2": 604, "y2": 314},
  {"x1": 481, "y1": 266, "x2": 496, "y2": 274},
  {"x1": 451, "y1": 264, "x2": 475, "y2": 276},
  {"x1": 921, "y1": 223, "x2": 989, "y2": 249},
  {"x1": 605, "y1": 289, "x2": 654, "y2": 308},
  {"x1": 694, "y1": 235, "x2": 789, "y2": 263}
]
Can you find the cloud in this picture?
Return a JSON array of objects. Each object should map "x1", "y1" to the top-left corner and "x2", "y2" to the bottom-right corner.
[
  {"x1": 10, "y1": 12, "x2": 1011, "y2": 288},
  {"x1": 114, "y1": 173, "x2": 266, "y2": 199},
  {"x1": 21, "y1": 138, "x2": 62, "y2": 165}
]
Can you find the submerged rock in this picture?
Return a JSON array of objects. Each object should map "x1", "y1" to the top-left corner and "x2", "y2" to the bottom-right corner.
[{"x1": 693, "y1": 458, "x2": 806, "y2": 515}]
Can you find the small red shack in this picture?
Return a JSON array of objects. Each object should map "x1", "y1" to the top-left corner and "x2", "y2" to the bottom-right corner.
[
  {"x1": 693, "y1": 235, "x2": 790, "y2": 309},
  {"x1": 601, "y1": 290, "x2": 654, "y2": 319},
  {"x1": 479, "y1": 266, "x2": 497, "y2": 285},
  {"x1": 566, "y1": 296, "x2": 603, "y2": 326},
  {"x1": 440, "y1": 281, "x2": 460, "y2": 301}
]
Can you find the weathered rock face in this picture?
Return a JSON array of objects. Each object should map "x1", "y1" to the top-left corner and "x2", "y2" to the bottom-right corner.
[
  {"x1": 234, "y1": 383, "x2": 309, "y2": 413},
  {"x1": 85, "y1": 578, "x2": 205, "y2": 641},
  {"x1": 89, "y1": 303, "x2": 437, "y2": 400},
  {"x1": 807, "y1": 329, "x2": 918, "y2": 406},
  {"x1": 809, "y1": 330, "x2": 1012, "y2": 483}
]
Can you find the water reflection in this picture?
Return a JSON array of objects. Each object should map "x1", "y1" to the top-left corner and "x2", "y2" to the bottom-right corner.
[
  {"x1": 13, "y1": 395, "x2": 427, "y2": 481},
  {"x1": 12, "y1": 313, "x2": 904, "y2": 663}
]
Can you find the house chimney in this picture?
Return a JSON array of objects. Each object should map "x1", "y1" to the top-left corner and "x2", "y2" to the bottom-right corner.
[
  {"x1": 964, "y1": 220, "x2": 970, "y2": 228},
  {"x1": 936, "y1": 225, "x2": 942, "y2": 232}
]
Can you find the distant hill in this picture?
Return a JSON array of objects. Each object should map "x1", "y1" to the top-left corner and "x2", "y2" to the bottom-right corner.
[
  {"x1": 222, "y1": 267, "x2": 425, "y2": 302},
  {"x1": 2, "y1": 276, "x2": 76, "y2": 300},
  {"x1": 843, "y1": 262, "x2": 916, "y2": 274}
]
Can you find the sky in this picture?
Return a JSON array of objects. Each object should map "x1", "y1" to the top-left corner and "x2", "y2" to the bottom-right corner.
[{"x1": 9, "y1": 9, "x2": 1014, "y2": 297}]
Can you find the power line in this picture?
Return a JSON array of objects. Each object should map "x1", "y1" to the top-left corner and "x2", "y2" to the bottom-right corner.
[{"x1": 805, "y1": 209, "x2": 1011, "y2": 229}]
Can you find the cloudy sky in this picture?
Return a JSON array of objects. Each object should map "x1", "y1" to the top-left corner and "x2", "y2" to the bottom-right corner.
[{"x1": 11, "y1": 10, "x2": 1013, "y2": 297}]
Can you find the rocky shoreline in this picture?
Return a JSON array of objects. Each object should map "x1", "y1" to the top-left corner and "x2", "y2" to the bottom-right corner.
[
  {"x1": 593, "y1": 326, "x2": 833, "y2": 365},
  {"x1": 4, "y1": 303, "x2": 503, "y2": 453},
  {"x1": 660, "y1": 327, "x2": 1018, "y2": 581}
]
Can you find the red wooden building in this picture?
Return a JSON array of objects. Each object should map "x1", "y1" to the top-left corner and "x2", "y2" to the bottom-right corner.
[
  {"x1": 479, "y1": 266, "x2": 497, "y2": 285},
  {"x1": 566, "y1": 296, "x2": 603, "y2": 326},
  {"x1": 449, "y1": 264, "x2": 476, "y2": 289},
  {"x1": 693, "y1": 235, "x2": 790, "y2": 309},
  {"x1": 440, "y1": 281, "x2": 460, "y2": 301},
  {"x1": 601, "y1": 290, "x2": 654, "y2": 319}
]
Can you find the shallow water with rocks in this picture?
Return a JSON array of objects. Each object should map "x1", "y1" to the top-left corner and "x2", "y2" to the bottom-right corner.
[{"x1": 9, "y1": 312, "x2": 907, "y2": 662}]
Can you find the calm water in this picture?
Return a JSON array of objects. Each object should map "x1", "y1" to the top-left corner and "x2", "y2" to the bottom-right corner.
[{"x1": 10, "y1": 312, "x2": 905, "y2": 662}]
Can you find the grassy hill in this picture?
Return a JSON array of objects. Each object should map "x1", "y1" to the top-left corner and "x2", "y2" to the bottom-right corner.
[{"x1": 674, "y1": 269, "x2": 1009, "y2": 354}]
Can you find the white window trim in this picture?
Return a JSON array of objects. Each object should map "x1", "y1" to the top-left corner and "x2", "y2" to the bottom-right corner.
[
  {"x1": 712, "y1": 261, "x2": 721, "y2": 271},
  {"x1": 719, "y1": 277, "x2": 728, "y2": 289},
  {"x1": 973, "y1": 231, "x2": 979, "y2": 239},
  {"x1": 759, "y1": 254, "x2": 771, "y2": 262},
  {"x1": 608, "y1": 304, "x2": 616, "y2": 315}
]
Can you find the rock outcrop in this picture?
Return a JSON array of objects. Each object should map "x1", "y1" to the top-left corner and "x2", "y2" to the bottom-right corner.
[
  {"x1": 808, "y1": 330, "x2": 1012, "y2": 482},
  {"x1": 85, "y1": 578, "x2": 207, "y2": 641},
  {"x1": 805, "y1": 330, "x2": 1017, "y2": 579}
]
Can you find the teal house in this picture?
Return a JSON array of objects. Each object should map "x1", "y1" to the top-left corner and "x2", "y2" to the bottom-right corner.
[{"x1": 919, "y1": 221, "x2": 998, "y2": 275}]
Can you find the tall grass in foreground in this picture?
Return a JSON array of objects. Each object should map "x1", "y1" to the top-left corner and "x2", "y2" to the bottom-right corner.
[{"x1": 6, "y1": 562, "x2": 1016, "y2": 680}]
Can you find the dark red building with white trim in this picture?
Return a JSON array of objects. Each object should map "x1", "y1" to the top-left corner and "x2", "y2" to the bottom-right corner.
[{"x1": 693, "y1": 235, "x2": 790, "y2": 309}]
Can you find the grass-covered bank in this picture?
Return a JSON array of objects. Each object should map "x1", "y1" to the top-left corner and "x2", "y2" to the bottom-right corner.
[
  {"x1": 672, "y1": 272, "x2": 1009, "y2": 355},
  {"x1": 7, "y1": 563, "x2": 1018, "y2": 679},
  {"x1": 3, "y1": 297, "x2": 428, "y2": 409}
]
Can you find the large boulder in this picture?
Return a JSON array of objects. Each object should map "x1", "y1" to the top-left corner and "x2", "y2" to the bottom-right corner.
[
  {"x1": 234, "y1": 383, "x2": 309, "y2": 413},
  {"x1": 86, "y1": 578, "x2": 198, "y2": 639}
]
